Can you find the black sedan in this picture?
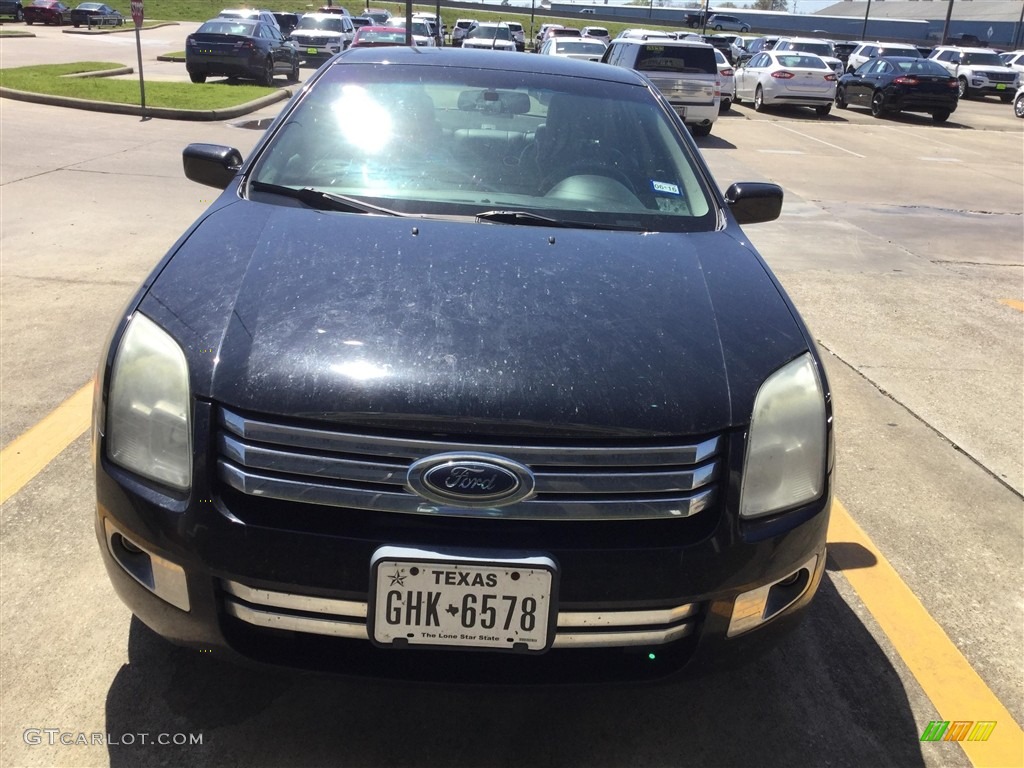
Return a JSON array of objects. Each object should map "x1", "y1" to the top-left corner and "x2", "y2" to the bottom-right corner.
[
  {"x1": 836, "y1": 56, "x2": 958, "y2": 122},
  {"x1": 185, "y1": 17, "x2": 299, "y2": 85},
  {"x1": 70, "y1": 2, "x2": 122, "y2": 26},
  {"x1": 93, "y1": 48, "x2": 833, "y2": 683}
]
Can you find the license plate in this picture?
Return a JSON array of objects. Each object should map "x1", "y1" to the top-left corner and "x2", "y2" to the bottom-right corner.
[
  {"x1": 369, "y1": 546, "x2": 557, "y2": 652},
  {"x1": 307, "y1": 47, "x2": 319, "y2": 55},
  {"x1": 996, "y1": 84, "x2": 1006, "y2": 90}
]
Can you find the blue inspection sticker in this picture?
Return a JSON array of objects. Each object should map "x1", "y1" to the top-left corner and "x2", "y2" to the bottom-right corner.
[{"x1": 651, "y1": 180, "x2": 681, "y2": 195}]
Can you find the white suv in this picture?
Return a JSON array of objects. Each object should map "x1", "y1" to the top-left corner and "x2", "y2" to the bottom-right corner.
[
  {"x1": 218, "y1": 8, "x2": 279, "y2": 29},
  {"x1": 929, "y1": 46, "x2": 1018, "y2": 101},
  {"x1": 452, "y1": 18, "x2": 476, "y2": 46},
  {"x1": 773, "y1": 37, "x2": 843, "y2": 75},
  {"x1": 289, "y1": 13, "x2": 355, "y2": 61},
  {"x1": 845, "y1": 42, "x2": 921, "y2": 73},
  {"x1": 506, "y1": 21, "x2": 526, "y2": 51}
]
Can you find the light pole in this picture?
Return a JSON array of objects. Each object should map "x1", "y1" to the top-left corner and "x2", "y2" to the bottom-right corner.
[
  {"x1": 860, "y1": 0, "x2": 872, "y2": 40},
  {"x1": 530, "y1": 0, "x2": 535, "y2": 50},
  {"x1": 940, "y1": 0, "x2": 955, "y2": 45}
]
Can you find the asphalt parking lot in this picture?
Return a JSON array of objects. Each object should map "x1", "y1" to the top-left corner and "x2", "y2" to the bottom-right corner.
[{"x1": 1, "y1": 21, "x2": 1022, "y2": 768}]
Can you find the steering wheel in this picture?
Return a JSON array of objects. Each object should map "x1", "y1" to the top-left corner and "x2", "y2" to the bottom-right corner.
[{"x1": 542, "y1": 158, "x2": 641, "y2": 197}]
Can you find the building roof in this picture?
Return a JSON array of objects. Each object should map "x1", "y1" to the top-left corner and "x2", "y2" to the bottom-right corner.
[{"x1": 817, "y1": 1, "x2": 1024, "y2": 23}]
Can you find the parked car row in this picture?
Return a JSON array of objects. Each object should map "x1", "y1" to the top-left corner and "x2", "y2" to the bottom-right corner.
[{"x1": 181, "y1": 12, "x2": 1023, "y2": 125}]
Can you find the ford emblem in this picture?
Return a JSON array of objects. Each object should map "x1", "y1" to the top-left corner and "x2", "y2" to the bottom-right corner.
[{"x1": 407, "y1": 453, "x2": 536, "y2": 508}]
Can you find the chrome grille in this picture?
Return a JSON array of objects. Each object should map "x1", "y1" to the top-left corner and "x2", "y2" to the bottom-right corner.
[
  {"x1": 217, "y1": 407, "x2": 721, "y2": 521},
  {"x1": 222, "y1": 580, "x2": 698, "y2": 648}
]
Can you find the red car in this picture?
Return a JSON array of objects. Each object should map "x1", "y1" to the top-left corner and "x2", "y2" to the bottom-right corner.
[
  {"x1": 24, "y1": 0, "x2": 70, "y2": 24},
  {"x1": 350, "y1": 25, "x2": 407, "y2": 48}
]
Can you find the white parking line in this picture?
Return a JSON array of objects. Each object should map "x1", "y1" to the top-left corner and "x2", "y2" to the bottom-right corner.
[
  {"x1": 918, "y1": 157, "x2": 963, "y2": 162},
  {"x1": 770, "y1": 123, "x2": 866, "y2": 158},
  {"x1": 877, "y1": 124, "x2": 986, "y2": 156},
  {"x1": 758, "y1": 149, "x2": 805, "y2": 154}
]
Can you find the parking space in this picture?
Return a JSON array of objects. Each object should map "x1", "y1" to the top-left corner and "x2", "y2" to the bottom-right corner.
[{"x1": 1, "y1": 25, "x2": 1022, "y2": 768}]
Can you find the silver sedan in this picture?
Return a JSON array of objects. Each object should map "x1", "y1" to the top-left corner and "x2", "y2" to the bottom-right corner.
[{"x1": 734, "y1": 50, "x2": 837, "y2": 115}]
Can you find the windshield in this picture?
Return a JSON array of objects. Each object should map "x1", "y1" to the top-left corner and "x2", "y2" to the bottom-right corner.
[
  {"x1": 249, "y1": 64, "x2": 716, "y2": 232},
  {"x1": 556, "y1": 41, "x2": 606, "y2": 54},
  {"x1": 469, "y1": 25, "x2": 511, "y2": 40},
  {"x1": 961, "y1": 52, "x2": 1004, "y2": 67},
  {"x1": 198, "y1": 19, "x2": 256, "y2": 34},
  {"x1": 789, "y1": 42, "x2": 833, "y2": 56},
  {"x1": 391, "y1": 19, "x2": 431, "y2": 36},
  {"x1": 297, "y1": 16, "x2": 343, "y2": 31},
  {"x1": 774, "y1": 54, "x2": 828, "y2": 70}
]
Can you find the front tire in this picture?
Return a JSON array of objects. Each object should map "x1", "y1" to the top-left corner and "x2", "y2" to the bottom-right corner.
[
  {"x1": 932, "y1": 110, "x2": 950, "y2": 123},
  {"x1": 957, "y1": 77, "x2": 969, "y2": 99},
  {"x1": 999, "y1": 93, "x2": 1013, "y2": 103},
  {"x1": 753, "y1": 85, "x2": 765, "y2": 112},
  {"x1": 690, "y1": 123, "x2": 712, "y2": 137},
  {"x1": 870, "y1": 91, "x2": 886, "y2": 118},
  {"x1": 1015, "y1": 93, "x2": 1024, "y2": 118},
  {"x1": 719, "y1": 97, "x2": 731, "y2": 113},
  {"x1": 835, "y1": 86, "x2": 848, "y2": 109},
  {"x1": 287, "y1": 57, "x2": 299, "y2": 83},
  {"x1": 189, "y1": 72, "x2": 206, "y2": 83}
]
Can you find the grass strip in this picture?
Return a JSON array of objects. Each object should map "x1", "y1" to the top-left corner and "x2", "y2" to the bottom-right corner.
[{"x1": 0, "y1": 61, "x2": 276, "y2": 108}]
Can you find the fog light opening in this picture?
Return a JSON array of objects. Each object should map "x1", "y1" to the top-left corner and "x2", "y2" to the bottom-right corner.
[
  {"x1": 763, "y1": 567, "x2": 811, "y2": 620},
  {"x1": 104, "y1": 520, "x2": 191, "y2": 612},
  {"x1": 726, "y1": 554, "x2": 819, "y2": 637}
]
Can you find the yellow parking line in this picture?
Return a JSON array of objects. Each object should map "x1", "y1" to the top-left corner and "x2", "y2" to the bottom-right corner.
[
  {"x1": 0, "y1": 381, "x2": 93, "y2": 506},
  {"x1": 999, "y1": 299, "x2": 1024, "y2": 313},
  {"x1": 829, "y1": 500, "x2": 1024, "y2": 767}
]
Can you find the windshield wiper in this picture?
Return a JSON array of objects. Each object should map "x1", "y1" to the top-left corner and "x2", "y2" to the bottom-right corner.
[
  {"x1": 250, "y1": 181, "x2": 403, "y2": 216},
  {"x1": 476, "y1": 209, "x2": 643, "y2": 232}
]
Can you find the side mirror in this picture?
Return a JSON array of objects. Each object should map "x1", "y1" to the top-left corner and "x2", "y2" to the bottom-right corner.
[
  {"x1": 183, "y1": 143, "x2": 243, "y2": 189},
  {"x1": 725, "y1": 182, "x2": 783, "y2": 225}
]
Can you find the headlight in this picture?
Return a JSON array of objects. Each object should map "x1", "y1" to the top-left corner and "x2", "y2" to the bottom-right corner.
[
  {"x1": 106, "y1": 313, "x2": 192, "y2": 490},
  {"x1": 740, "y1": 353, "x2": 826, "y2": 519}
]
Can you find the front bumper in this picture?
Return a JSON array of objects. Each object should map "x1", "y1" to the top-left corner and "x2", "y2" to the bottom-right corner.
[
  {"x1": 291, "y1": 39, "x2": 344, "y2": 60},
  {"x1": 95, "y1": 407, "x2": 831, "y2": 682}
]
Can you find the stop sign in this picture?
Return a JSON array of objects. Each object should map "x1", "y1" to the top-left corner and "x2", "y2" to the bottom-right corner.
[{"x1": 130, "y1": 0, "x2": 143, "y2": 27}]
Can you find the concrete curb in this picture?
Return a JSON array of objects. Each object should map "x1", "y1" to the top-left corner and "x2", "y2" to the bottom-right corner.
[
  {"x1": 62, "y1": 21, "x2": 180, "y2": 35},
  {"x1": 156, "y1": 54, "x2": 185, "y2": 62},
  {"x1": 63, "y1": 66, "x2": 134, "y2": 78},
  {"x1": 0, "y1": 85, "x2": 293, "y2": 120}
]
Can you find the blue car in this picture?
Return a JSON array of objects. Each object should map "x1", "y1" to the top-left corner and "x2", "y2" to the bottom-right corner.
[{"x1": 185, "y1": 17, "x2": 299, "y2": 85}]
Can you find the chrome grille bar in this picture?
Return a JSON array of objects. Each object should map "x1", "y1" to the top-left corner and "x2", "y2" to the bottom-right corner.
[
  {"x1": 222, "y1": 580, "x2": 698, "y2": 648},
  {"x1": 218, "y1": 407, "x2": 721, "y2": 521},
  {"x1": 221, "y1": 409, "x2": 720, "y2": 467}
]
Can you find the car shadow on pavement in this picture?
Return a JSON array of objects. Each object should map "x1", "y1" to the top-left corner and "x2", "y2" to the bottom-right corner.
[{"x1": 104, "y1": 574, "x2": 927, "y2": 768}]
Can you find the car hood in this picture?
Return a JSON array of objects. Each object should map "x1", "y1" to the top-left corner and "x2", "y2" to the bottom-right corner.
[{"x1": 141, "y1": 201, "x2": 809, "y2": 438}]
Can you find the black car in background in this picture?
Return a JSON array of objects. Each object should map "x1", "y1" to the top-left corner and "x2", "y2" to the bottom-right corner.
[
  {"x1": 93, "y1": 48, "x2": 833, "y2": 683},
  {"x1": 272, "y1": 11, "x2": 299, "y2": 34},
  {"x1": 837, "y1": 56, "x2": 958, "y2": 122},
  {"x1": 70, "y1": 2, "x2": 122, "y2": 26},
  {"x1": 0, "y1": 0, "x2": 24, "y2": 20},
  {"x1": 185, "y1": 17, "x2": 299, "y2": 85}
]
